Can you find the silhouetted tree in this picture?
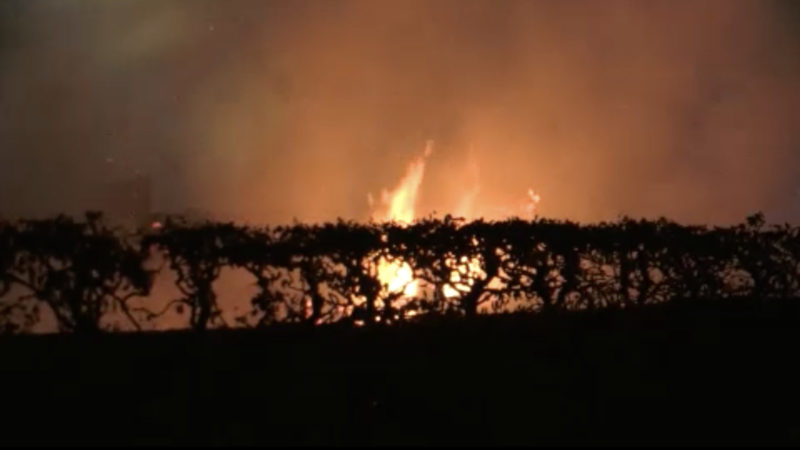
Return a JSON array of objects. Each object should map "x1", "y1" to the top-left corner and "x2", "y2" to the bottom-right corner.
[
  {"x1": 0, "y1": 220, "x2": 38, "y2": 332},
  {"x1": 311, "y1": 221, "x2": 383, "y2": 324},
  {"x1": 226, "y1": 226, "x2": 290, "y2": 326},
  {"x1": 7, "y1": 212, "x2": 152, "y2": 333},
  {"x1": 141, "y1": 219, "x2": 243, "y2": 331}
]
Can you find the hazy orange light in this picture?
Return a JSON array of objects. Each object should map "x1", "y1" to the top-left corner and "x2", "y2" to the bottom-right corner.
[
  {"x1": 368, "y1": 140, "x2": 541, "y2": 311},
  {"x1": 371, "y1": 140, "x2": 433, "y2": 224}
]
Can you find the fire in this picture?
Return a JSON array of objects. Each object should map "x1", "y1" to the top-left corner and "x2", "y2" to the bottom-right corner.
[
  {"x1": 376, "y1": 258, "x2": 417, "y2": 297},
  {"x1": 368, "y1": 140, "x2": 542, "y2": 315},
  {"x1": 371, "y1": 140, "x2": 433, "y2": 224},
  {"x1": 525, "y1": 188, "x2": 541, "y2": 218},
  {"x1": 369, "y1": 141, "x2": 433, "y2": 302},
  {"x1": 442, "y1": 255, "x2": 485, "y2": 298}
]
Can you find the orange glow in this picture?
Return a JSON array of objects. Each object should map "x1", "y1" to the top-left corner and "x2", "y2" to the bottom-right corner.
[
  {"x1": 371, "y1": 140, "x2": 432, "y2": 225},
  {"x1": 368, "y1": 141, "x2": 541, "y2": 311},
  {"x1": 370, "y1": 142, "x2": 432, "y2": 302},
  {"x1": 442, "y1": 255, "x2": 485, "y2": 299},
  {"x1": 453, "y1": 154, "x2": 481, "y2": 220},
  {"x1": 526, "y1": 188, "x2": 541, "y2": 218},
  {"x1": 376, "y1": 256, "x2": 418, "y2": 298}
]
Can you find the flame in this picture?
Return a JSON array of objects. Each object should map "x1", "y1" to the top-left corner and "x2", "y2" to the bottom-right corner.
[
  {"x1": 525, "y1": 188, "x2": 541, "y2": 218},
  {"x1": 369, "y1": 141, "x2": 433, "y2": 303},
  {"x1": 368, "y1": 140, "x2": 542, "y2": 316},
  {"x1": 372, "y1": 140, "x2": 432, "y2": 224},
  {"x1": 376, "y1": 256, "x2": 417, "y2": 297}
]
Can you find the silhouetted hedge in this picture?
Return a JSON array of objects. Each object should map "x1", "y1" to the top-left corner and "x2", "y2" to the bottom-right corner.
[{"x1": 0, "y1": 211, "x2": 797, "y2": 333}]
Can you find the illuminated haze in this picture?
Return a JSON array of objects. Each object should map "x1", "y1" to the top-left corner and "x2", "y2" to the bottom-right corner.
[{"x1": 1, "y1": 0, "x2": 799, "y2": 225}]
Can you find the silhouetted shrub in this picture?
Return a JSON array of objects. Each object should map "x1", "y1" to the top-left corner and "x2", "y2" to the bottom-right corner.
[
  {"x1": 1, "y1": 212, "x2": 799, "y2": 333},
  {"x1": 141, "y1": 219, "x2": 248, "y2": 331},
  {"x1": 4, "y1": 212, "x2": 152, "y2": 333}
]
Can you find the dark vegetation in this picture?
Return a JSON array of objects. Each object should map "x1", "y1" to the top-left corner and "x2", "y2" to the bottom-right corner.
[
  {"x1": 0, "y1": 211, "x2": 797, "y2": 332},
  {"x1": 1, "y1": 212, "x2": 800, "y2": 444}
]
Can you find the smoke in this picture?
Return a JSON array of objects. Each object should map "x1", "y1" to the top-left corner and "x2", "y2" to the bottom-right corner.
[{"x1": 1, "y1": 0, "x2": 799, "y2": 225}]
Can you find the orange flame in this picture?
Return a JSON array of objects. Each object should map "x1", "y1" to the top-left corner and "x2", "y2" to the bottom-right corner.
[
  {"x1": 372, "y1": 140, "x2": 432, "y2": 224},
  {"x1": 368, "y1": 141, "x2": 542, "y2": 314},
  {"x1": 526, "y1": 188, "x2": 541, "y2": 218},
  {"x1": 369, "y1": 142, "x2": 433, "y2": 302}
]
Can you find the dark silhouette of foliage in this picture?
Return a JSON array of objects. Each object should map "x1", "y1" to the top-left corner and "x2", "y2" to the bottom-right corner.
[
  {"x1": 3, "y1": 212, "x2": 152, "y2": 333},
  {"x1": 141, "y1": 219, "x2": 246, "y2": 331},
  {"x1": 1, "y1": 211, "x2": 799, "y2": 333},
  {"x1": 0, "y1": 220, "x2": 13, "y2": 298},
  {"x1": 0, "y1": 220, "x2": 38, "y2": 333}
]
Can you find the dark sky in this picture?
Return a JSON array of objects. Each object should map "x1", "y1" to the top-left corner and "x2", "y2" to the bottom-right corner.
[{"x1": 1, "y1": 0, "x2": 799, "y2": 225}]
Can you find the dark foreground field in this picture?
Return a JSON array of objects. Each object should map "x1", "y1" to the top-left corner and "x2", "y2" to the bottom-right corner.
[{"x1": 2, "y1": 298, "x2": 800, "y2": 445}]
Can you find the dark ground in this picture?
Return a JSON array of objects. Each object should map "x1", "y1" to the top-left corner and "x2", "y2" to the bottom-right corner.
[{"x1": 2, "y1": 298, "x2": 800, "y2": 445}]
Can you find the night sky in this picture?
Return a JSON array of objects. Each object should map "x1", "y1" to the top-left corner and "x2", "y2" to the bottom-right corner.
[{"x1": 1, "y1": 0, "x2": 799, "y2": 225}]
